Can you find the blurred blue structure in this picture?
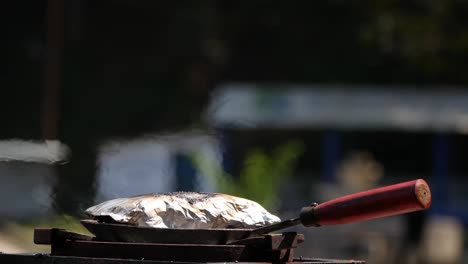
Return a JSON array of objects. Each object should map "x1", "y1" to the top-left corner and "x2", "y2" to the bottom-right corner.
[
  {"x1": 206, "y1": 84, "x2": 468, "y2": 224},
  {"x1": 175, "y1": 153, "x2": 196, "y2": 191},
  {"x1": 322, "y1": 131, "x2": 340, "y2": 184}
]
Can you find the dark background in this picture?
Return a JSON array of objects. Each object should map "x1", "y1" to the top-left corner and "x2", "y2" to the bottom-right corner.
[
  {"x1": 4, "y1": 1, "x2": 468, "y2": 262},
  {"x1": 5, "y1": 0, "x2": 468, "y2": 213}
]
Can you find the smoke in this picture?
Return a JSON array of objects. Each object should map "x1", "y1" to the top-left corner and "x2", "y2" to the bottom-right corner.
[{"x1": 0, "y1": 139, "x2": 70, "y2": 164}]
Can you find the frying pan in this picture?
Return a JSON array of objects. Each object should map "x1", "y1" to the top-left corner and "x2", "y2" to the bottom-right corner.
[{"x1": 81, "y1": 179, "x2": 431, "y2": 244}]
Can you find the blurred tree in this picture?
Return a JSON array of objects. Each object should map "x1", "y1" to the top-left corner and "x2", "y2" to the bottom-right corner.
[
  {"x1": 359, "y1": 0, "x2": 468, "y2": 83},
  {"x1": 216, "y1": 0, "x2": 468, "y2": 84}
]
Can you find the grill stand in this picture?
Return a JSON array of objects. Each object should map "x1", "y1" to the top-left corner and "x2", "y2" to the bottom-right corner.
[
  {"x1": 35, "y1": 228, "x2": 304, "y2": 263},
  {"x1": 0, "y1": 228, "x2": 366, "y2": 264}
]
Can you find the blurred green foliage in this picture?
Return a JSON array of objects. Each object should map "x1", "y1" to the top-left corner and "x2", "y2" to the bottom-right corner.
[{"x1": 192, "y1": 141, "x2": 304, "y2": 212}]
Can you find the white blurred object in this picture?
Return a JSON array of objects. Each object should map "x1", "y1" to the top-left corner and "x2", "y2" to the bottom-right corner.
[
  {"x1": 318, "y1": 151, "x2": 383, "y2": 201},
  {"x1": 336, "y1": 151, "x2": 383, "y2": 193},
  {"x1": 0, "y1": 139, "x2": 62, "y2": 218},
  {"x1": 96, "y1": 131, "x2": 221, "y2": 202},
  {"x1": 0, "y1": 139, "x2": 69, "y2": 164},
  {"x1": 420, "y1": 215, "x2": 464, "y2": 264},
  {"x1": 207, "y1": 84, "x2": 468, "y2": 133},
  {"x1": 0, "y1": 162, "x2": 56, "y2": 218},
  {"x1": 85, "y1": 192, "x2": 281, "y2": 229}
]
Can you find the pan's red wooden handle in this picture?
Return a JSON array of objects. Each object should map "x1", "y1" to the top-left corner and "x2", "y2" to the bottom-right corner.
[{"x1": 300, "y1": 179, "x2": 431, "y2": 226}]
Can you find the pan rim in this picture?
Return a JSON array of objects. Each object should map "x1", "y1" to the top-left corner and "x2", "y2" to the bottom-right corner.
[{"x1": 80, "y1": 219, "x2": 255, "y2": 232}]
